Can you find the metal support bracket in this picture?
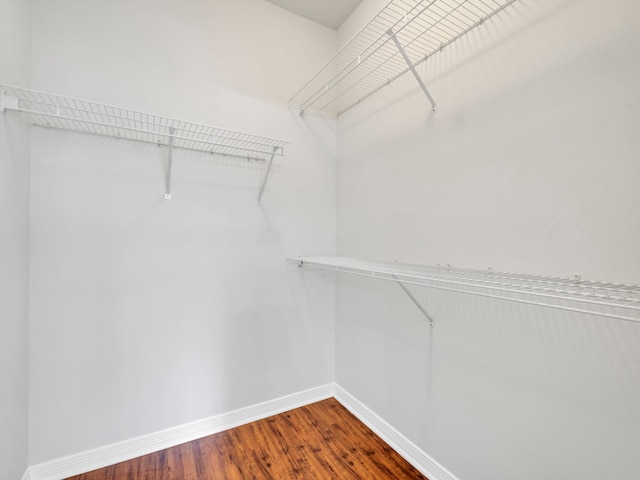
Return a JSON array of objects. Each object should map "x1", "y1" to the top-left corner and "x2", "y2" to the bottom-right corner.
[
  {"x1": 387, "y1": 29, "x2": 437, "y2": 113},
  {"x1": 164, "y1": 127, "x2": 176, "y2": 199},
  {"x1": 257, "y1": 146, "x2": 279, "y2": 204},
  {"x1": 295, "y1": 260, "x2": 434, "y2": 328},
  {"x1": 392, "y1": 274, "x2": 435, "y2": 328}
]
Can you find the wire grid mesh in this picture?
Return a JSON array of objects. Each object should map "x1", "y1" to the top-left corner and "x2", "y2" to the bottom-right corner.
[
  {"x1": 289, "y1": 0, "x2": 517, "y2": 116},
  {"x1": 1, "y1": 85, "x2": 289, "y2": 161},
  {"x1": 292, "y1": 257, "x2": 640, "y2": 323}
]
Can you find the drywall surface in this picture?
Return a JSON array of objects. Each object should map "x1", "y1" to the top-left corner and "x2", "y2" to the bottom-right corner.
[
  {"x1": 337, "y1": 0, "x2": 640, "y2": 284},
  {"x1": 335, "y1": 0, "x2": 640, "y2": 479},
  {"x1": 28, "y1": 0, "x2": 337, "y2": 464},
  {"x1": 0, "y1": 0, "x2": 30, "y2": 479},
  {"x1": 335, "y1": 276, "x2": 640, "y2": 480}
]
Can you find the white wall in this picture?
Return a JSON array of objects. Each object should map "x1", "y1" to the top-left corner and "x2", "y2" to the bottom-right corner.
[
  {"x1": 337, "y1": 0, "x2": 640, "y2": 283},
  {"x1": 22, "y1": 0, "x2": 640, "y2": 475},
  {"x1": 28, "y1": 0, "x2": 337, "y2": 464},
  {"x1": 335, "y1": 0, "x2": 640, "y2": 479},
  {"x1": 0, "y1": 0, "x2": 30, "y2": 478}
]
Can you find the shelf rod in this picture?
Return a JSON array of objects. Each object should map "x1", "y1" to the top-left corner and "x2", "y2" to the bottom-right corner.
[
  {"x1": 293, "y1": 260, "x2": 640, "y2": 324},
  {"x1": 165, "y1": 127, "x2": 176, "y2": 200},
  {"x1": 387, "y1": 28, "x2": 437, "y2": 113},
  {"x1": 291, "y1": 0, "x2": 519, "y2": 116},
  {"x1": 4, "y1": 87, "x2": 288, "y2": 146},
  {"x1": 392, "y1": 274, "x2": 435, "y2": 328},
  {"x1": 257, "y1": 146, "x2": 278, "y2": 204},
  {"x1": 311, "y1": 259, "x2": 639, "y2": 312},
  {"x1": 5, "y1": 105, "x2": 281, "y2": 158},
  {"x1": 291, "y1": 2, "x2": 400, "y2": 113},
  {"x1": 296, "y1": 0, "x2": 439, "y2": 113}
]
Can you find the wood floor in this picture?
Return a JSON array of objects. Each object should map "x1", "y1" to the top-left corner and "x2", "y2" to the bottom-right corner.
[{"x1": 67, "y1": 398, "x2": 428, "y2": 479}]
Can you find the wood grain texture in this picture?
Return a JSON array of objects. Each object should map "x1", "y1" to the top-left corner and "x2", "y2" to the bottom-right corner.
[{"x1": 66, "y1": 398, "x2": 428, "y2": 479}]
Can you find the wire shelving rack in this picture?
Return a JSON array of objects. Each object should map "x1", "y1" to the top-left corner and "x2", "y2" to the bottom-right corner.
[
  {"x1": 1, "y1": 84, "x2": 290, "y2": 201},
  {"x1": 290, "y1": 256, "x2": 640, "y2": 324},
  {"x1": 289, "y1": 0, "x2": 517, "y2": 116}
]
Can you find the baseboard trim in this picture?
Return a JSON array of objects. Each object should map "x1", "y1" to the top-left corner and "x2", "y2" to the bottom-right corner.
[
  {"x1": 26, "y1": 383, "x2": 456, "y2": 480},
  {"x1": 27, "y1": 384, "x2": 334, "y2": 480},
  {"x1": 334, "y1": 384, "x2": 459, "y2": 480}
]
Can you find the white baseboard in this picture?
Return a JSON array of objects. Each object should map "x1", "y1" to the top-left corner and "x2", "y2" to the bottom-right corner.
[
  {"x1": 26, "y1": 384, "x2": 334, "y2": 480},
  {"x1": 25, "y1": 383, "x2": 456, "y2": 480},
  {"x1": 334, "y1": 383, "x2": 459, "y2": 480}
]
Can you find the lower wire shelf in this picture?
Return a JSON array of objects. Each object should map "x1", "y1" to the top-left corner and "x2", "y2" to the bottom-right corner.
[{"x1": 289, "y1": 256, "x2": 640, "y2": 324}]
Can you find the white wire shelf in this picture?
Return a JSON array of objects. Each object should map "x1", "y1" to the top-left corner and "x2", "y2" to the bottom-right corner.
[
  {"x1": 289, "y1": 0, "x2": 517, "y2": 116},
  {"x1": 1, "y1": 84, "x2": 290, "y2": 201},
  {"x1": 289, "y1": 256, "x2": 640, "y2": 324}
]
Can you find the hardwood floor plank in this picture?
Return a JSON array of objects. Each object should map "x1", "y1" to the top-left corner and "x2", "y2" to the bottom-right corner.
[{"x1": 66, "y1": 398, "x2": 428, "y2": 479}]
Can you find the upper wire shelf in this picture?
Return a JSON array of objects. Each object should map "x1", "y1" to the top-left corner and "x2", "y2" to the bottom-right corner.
[
  {"x1": 1, "y1": 84, "x2": 290, "y2": 201},
  {"x1": 1, "y1": 85, "x2": 289, "y2": 160},
  {"x1": 289, "y1": 0, "x2": 517, "y2": 116},
  {"x1": 290, "y1": 256, "x2": 640, "y2": 324}
]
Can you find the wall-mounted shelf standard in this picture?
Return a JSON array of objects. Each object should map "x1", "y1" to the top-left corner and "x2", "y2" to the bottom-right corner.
[
  {"x1": 289, "y1": 0, "x2": 517, "y2": 116},
  {"x1": 289, "y1": 256, "x2": 640, "y2": 324},
  {"x1": 0, "y1": 85, "x2": 290, "y2": 202}
]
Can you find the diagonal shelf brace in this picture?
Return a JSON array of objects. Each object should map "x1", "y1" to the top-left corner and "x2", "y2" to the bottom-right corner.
[
  {"x1": 164, "y1": 127, "x2": 176, "y2": 199},
  {"x1": 387, "y1": 29, "x2": 437, "y2": 113},
  {"x1": 392, "y1": 275, "x2": 435, "y2": 328},
  {"x1": 257, "y1": 146, "x2": 279, "y2": 204},
  {"x1": 296, "y1": 258, "x2": 436, "y2": 328}
]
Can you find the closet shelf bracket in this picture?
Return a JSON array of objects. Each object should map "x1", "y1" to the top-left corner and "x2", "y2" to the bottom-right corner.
[
  {"x1": 387, "y1": 29, "x2": 437, "y2": 113},
  {"x1": 164, "y1": 127, "x2": 176, "y2": 199},
  {"x1": 392, "y1": 274, "x2": 435, "y2": 327},
  {"x1": 296, "y1": 259, "x2": 434, "y2": 328},
  {"x1": 257, "y1": 146, "x2": 279, "y2": 204}
]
